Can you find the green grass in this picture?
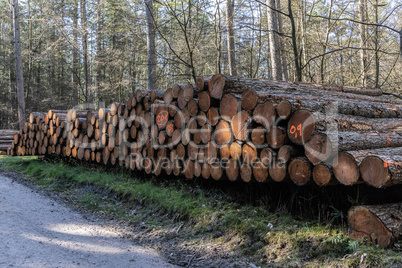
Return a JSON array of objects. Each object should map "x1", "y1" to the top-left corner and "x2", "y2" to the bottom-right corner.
[{"x1": 1, "y1": 155, "x2": 401, "y2": 267}]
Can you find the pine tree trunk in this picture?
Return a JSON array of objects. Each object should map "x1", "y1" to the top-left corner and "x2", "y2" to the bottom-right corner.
[
  {"x1": 359, "y1": 0, "x2": 368, "y2": 87},
  {"x1": 267, "y1": 0, "x2": 282, "y2": 80},
  {"x1": 226, "y1": 0, "x2": 237, "y2": 76},
  {"x1": 145, "y1": 0, "x2": 157, "y2": 90},
  {"x1": 96, "y1": 0, "x2": 103, "y2": 105},
  {"x1": 81, "y1": 0, "x2": 90, "y2": 102},
  {"x1": 11, "y1": 0, "x2": 25, "y2": 130},
  {"x1": 72, "y1": 0, "x2": 79, "y2": 106}
]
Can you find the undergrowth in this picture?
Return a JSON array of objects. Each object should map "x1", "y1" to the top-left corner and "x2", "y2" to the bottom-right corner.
[{"x1": 0, "y1": 155, "x2": 401, "y2": 267}]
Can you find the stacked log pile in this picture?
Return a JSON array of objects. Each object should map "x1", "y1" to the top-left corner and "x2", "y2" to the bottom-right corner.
[
  {"x1": 6, "y1": 74, "x2": 402, "y2": 189},
  {"x1": 3, "y1": 74, "x2": 402, "y2": 247},
  {"x1": 0, "y1": 130, "x2": 19, "y2": 155}
]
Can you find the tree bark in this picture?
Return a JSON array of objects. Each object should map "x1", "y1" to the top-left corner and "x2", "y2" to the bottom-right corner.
[
  {"x1": 267, "y1": 0, "x2": 282, "y2": 80},
  {"x1": 11, "y1": 0, "x2": 25, "y2": 130},
  {"x1": 226, "y1": 0, "x2": 237, "y2": 76},
  {"x1": 96, "y1": 0, "x2": 103, "y2": 105},
  {"x1": 348, "y1": 203, "x2": 402, "y2": 248},
  {"x1": 348, "y1": 147, "x2": 402, "y2": 188},
  {"x1": 81, "y1": 0, "x2": 90, "y2": 101},
  {"x1": 72, "y1": 0, "x2": 79, "y2": 106},
  {"x1": 145, "y1": 0, "x2": 157, "y2": 90},
  {"x1": 359, "y1": 0, "x2": 369, "y2": 87},
  {"x1": 276, "y1": 0, "x2": 288, "y2": 80},
  {"x1": 288, "y1": 0, "x2": 302, "y2": 81}
]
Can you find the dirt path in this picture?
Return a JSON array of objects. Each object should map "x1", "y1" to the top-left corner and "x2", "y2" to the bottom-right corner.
[{"x1": 0, "y1": 173, "x2": 177, "y2": 268}]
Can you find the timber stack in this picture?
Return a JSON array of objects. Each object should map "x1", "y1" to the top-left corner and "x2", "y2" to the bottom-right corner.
[
  {"x1": 0, "y1": 129, "x2": 19, "y2": 155},
  {"x1": 4, "y1": 74, "x2": 402, "y2": 247},
  {"x1": 6, "y1": 74, "x2": 402, "y2": 188}
]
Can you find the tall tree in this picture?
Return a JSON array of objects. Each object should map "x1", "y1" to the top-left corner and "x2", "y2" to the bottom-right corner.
[
  {"x1": 226, "y1": 0, "x2": 237, "y2": 75},
  {"x1": 276, "y1": 0, "x2": 288, "y2": 80},
  {"x1": 288, "y1": 0, "x2": 302, "y2": 81},
  {"x1": 359, "y1": 0, "x2": 368, "y2": 87},
  {"x1": 145, "y1": 0, "x2": 157, "y2": 90},
  {"x1": 267, "y1": 0, "x2": 282, "y2": 80},
  {"x1": 81, "y1": 0, "x2": 90, "y2": 102},
  {"x1": 11, "y1": 0, "x2": 25, "y2": 129},
  {"x1": 72, "y1": 0, "x2": 79, "y2": 106},
  {"x1": 96, "y1": 0, "x2": 103, "y2": 105}
]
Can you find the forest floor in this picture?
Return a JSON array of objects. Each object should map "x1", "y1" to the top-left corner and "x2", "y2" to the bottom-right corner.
[{"x1": 0, "y1": 155, "x2": 401, "y2": 267}]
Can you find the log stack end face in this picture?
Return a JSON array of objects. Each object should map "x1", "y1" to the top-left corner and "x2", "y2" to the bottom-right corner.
[
  {"x1": 208, "y1": 74, "x2": 225, "y2": 99},
  {"x1": 332, "y1": 152, "x2": 360, "y2": 185},
  {"x1": 287, "y1": 109, "x2": 315, "y2": 145},
  {"x1": 360, "y1": 156, "x2": 390, "y2": 188},
  {"x1": 6, "y1": 74, "x2": 402, "y2": 192},
  {"x1": 348, "y1": 206, "x2": 396, "y2": 248}
]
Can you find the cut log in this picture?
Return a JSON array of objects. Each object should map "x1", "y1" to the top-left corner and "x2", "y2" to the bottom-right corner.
[
  {"x1": 266, "y1": 127, "x2": 287, "y2": 149},
  {"x1": 0, "y1": 135, "x2": 18, "y2": 141},
  {"x1": 276, "y1": 100, "x2": 292, "y2": 120},
  {"x1": 220, "y1": 94, "x2": 239, "y2": 121},
  {"x1": 184, "y1": 159, "x2": 194, "y2": 179},
  {"x1": 287, "y1": 109, "x2": 315, "y2": 145},
  {"x1": 163, "y1": 88, "x2": 173, "y2": 105},
  {"x1": 312, "y1": 163, "x2": 335, "y2": 186},
  {"x1": 269, "y1": 160, "x2": 287, "y2": 182},
  {"x1": 226, "y1": 158, "x2": 239, "y2": 181},
  {"x1": 253, "y1": 160, "x2": 268, "y2": 182},
  {"x1": 288, "y1": 157, "x2": 312, "y2": 186},
  {"x1": 207, "y1": 74, "x2": 387, "y2": 100},
  {"x1": 198, "y1": 91, "x2": 211, "y2": 112},
  {"x1": 332, "y1": 152, "x2": 360, "y2": 186},
  {"x1": 207, "y1": 108, "x2": 220, "y2": 126},
  {"x1": 240, "y1": 163, "x2": 252, "y2": 182},
  {"x1": 231, "y1": 110, "x2": 250, "y2": 141},
  {"x1": 251, "y1": 127, "x2": 265, "y2": 145},
  {"x1": 194, "y1": 161, "x2": 202, "y2": 177},
  {"x1": 187, "y1": 99, "x2": 198, "y2": 116},
  {"x1": 187, "y1": 141, "x2": 198, "y2": 161},
  {"x1": 205, "y1": 141, "x2": 218, "y2": 164},
  {"x1": 0, "y1": 130, "x2": 19, "y2": 135},
  {"x1": 214, "y1": 121, "x2": 232, "y2": 145},
  {"x1": 200, "y1": 125, "x2": 211, "y2": 144},
  {"x1": 255, "y1": 90, "x2": 402, "y2": 118},
  {"x1": 202, "y1": 162, "x2": 211, "y2": 179},
  {"x1": 29, "y1": 112, "x2": 43, "y2": 124},
  {"x1": 348, "y1": 147, "x2": 402, "y2": 188},
  {"x1": 169, "y1": 84, "x2": 181, "y2": 99},
  {"x1": 241, "y1": 89, "x2": 258, "y2": 111},
  {"x1": 242, "y1": 143, "x2": 257, "y2": 164},
  {"x1": 260, "y1": 147, "x2": 275, "y2": 166},
  {"x1": 229, "y1": 142, "x2": 242, "y2": 160},
  {"x1": 196, "y1": 76, "x2": 211, "y2": 91},
  {"x1": 314, "y1": 113, "x2": 402, "y2": 132},
  {"x1": 348, "y1": 203, "x2": 402, "y2": 248},
  {"x1": 219, "y1": 144, "x2": 230, "y2": 160},
  {"x1": 337, "y1": 131, "x2": 402, "y2": 151},
  {"x1": 197, "y1": 111, "x2": 207, "y2": 126},
  {"x1": 188, "y1": 118, "x2": 198, "y2": 134},
  {"x1": 210, "y1": 163, "x2": 223, "y2": 180},
  {"x1": 183, "y1": 83, "x2": 196, "y2": 102},
  {"x1": 252, "y1": 102, "x2": 276, "y2": 129},
  {"x1": 277, "y1": 145, "x2": 300, "y2": 163},
  {"x1": 304, "y1": 132, "x2": 333, "y2": 165}
]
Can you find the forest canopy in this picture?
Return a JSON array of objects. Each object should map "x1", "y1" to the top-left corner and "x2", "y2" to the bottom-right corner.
[{"x1": 1, "y1": 0, "x2": 401, "y2": 129}]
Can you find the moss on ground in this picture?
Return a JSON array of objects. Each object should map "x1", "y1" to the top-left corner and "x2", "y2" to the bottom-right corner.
[{"x1": 0, "y1": 155, "x2": 401, "y2": 267}]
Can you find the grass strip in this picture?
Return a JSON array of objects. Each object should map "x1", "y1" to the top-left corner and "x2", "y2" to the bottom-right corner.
[{"x1": 1, "y1": 156, "x2": 401, "y2": 267}]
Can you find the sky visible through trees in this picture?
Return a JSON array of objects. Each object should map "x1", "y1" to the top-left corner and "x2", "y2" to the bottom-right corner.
[{"x1": 0, "y1": 0, "x2": 401, "y2": 129}]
